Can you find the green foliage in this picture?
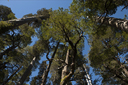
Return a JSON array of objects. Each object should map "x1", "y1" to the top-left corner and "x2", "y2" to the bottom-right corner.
[
  {"x1": 41, "y1": 8, "x2": 86, "y2": 46},
  {"x1": 7, "y1": 13, "x2": 16, "y2": 20},
  {"x1": 23, "y1": 8, "x2": 51, "y2": 29},
  {"x1": 18, "y1": 24, "x2": 35, "y2": 47},
  {"x1": 71, "y1": 0, "x2": 128, "y2": 16},
  {"x1": 0, "y1": 5, "x2": 16, "y2": 34},
  {"x1": 1, "y1": 0, "x2": 128, "y2": 84},
  {"x1": 88, "y1": 25, "x2": 128, "y2": 84},
  {"x1": 0, "y1": 21, "x2": 14, "y2": 34},
  {"x1": 0, "y1": 5, "x2": 16, "y2": 21}
]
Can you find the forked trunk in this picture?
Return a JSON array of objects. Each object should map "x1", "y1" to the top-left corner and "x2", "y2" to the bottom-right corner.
[{"x1": 41, "y1": 42, "x2": 59, "y2": 85}]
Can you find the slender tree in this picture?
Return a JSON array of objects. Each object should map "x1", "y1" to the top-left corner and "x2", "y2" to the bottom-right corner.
[
  {"x1": 41, "y1": 42, "x2": 59, "y2": 85},
  {"x1": 2, "y1": 65, "x2": 22, "y2": 85}
]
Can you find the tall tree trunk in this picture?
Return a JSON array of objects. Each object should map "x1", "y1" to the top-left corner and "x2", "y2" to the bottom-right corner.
[
  {"x1": 41, "y1": 42, "x2": 59, "y2": 85},
  {"x1": 2, "y1": 65, "x2": 22, "y2": 85},
  {"x1": 0, "y1": 15, "x2": 47, "y2": 34},
  {"x1": 95, "y1": 16, "x2": 128, "y2": 32},
  {"x1": 61, "y1": 49, "x2": 70, "y2": 85},
  {"x1": 17, "y1": 56, "x2": 37, "y2": 85},
  {"x1": 83, "y1": 64, "x2": 92, "y2": 85},
  {"x1": 1, "y1": 15, "x2": 128, "y2": 35},
  {"x1": 60, "y1": 48, "x2": 76, "y2": 85}
]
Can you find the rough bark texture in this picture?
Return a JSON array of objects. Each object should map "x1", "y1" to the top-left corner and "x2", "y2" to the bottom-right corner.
[
  {"x1": 41, "y1": 42, "x2": 59, "y2": 85},
  {"x1": 60, "y1": 44, "x2": 77, "y2": 85},
  {"x1": 2, "y1": 65, "x2": 22, "y2": 85},
  {"x1": 17, "y1": 57, "x2": 36, "y2": 85},
  {"x1": 96, "y1": 16, "x2": 128, "y2": 32}
]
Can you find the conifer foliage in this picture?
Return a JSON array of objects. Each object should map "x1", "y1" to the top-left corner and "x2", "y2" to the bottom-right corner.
[{"x1": 0, "y1": 0, "x2": 128, "y2": 84}]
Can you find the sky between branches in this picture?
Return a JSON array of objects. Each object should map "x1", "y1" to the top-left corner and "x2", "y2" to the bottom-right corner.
[{"x1": 1, "y1": 0, "x2": 127, "y2": 84}]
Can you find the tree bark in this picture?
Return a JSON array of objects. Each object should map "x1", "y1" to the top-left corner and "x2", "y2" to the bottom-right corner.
[
  {"x1": 0, "y1": 15, "x2": 47, "y2": 34},
  {"x1": 17, "y1": 56, "x2": 37, "y2": 85},
  {"x1": 96, "y1": 16, "x2": 128, "y2": 32},
  {"x1": 61, "y1": 49, "x2": 70, "y2": 85},
  {"x1": 1, "y1": 15, "x2": 128, "y2": 35},
  {"x1": 60, "y1": 45, "x2": 77, "y2": 85},
  {"x1": 2, "y1": 65, "x2": 22, "y2": 85},
  {"x1": 41, "y1": 42, "x2": 59, "y2": 85},
  {"x1": 61, "y1": 49, "x2": 69, "y2": 80}
]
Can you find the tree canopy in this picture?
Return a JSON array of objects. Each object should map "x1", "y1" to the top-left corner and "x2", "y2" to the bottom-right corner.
[{"x1": 0, "y1": 0, "x2": 128, "y2": 85}]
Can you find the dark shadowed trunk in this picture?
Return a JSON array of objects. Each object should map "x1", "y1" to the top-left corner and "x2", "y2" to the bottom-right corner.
[
  {"x1": 17, "y1": 56, "x2": 37, "y2": 85},
  {"x1": 41, "y1": 42, "x2": 59, "y2": 85}
]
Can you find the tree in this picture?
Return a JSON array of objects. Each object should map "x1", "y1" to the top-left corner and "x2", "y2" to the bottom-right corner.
[
  {"x1": 30, "y1": 61, "x2": 47, "y2": 85},
  {"x1": 1, "y1": 1, "x2": 128, "y2": 84},
  {"x1": 41, "y1": 42, "x2": 59, "y2": 85},
  {"x1": 17, "y1": 36, "x2": 51, "y2": 85},
  {"x1": 0, "y1": 8, "x2": 51, "y2": 35},
  {"x1": 2, "y1": 65, "x2": 22, "y2": 85},
  {"x1": 70, "y1": 0, "x2": 128, "y2": 84},
  {"x1": 0, "y1": 6, "x2": 51, "y2": 85},
  {"x1": 0, "y1": 5, "x2": 16, "y2": 21},
  {"x1": 88, "y1": 26, "x2": 128, "y2": 84},
  {"x1": 40, "y1": 8, "x2": 88, "y2": 85},
  {"x1": 70, "y1": 0, "x2": 128, "y2": 33}
]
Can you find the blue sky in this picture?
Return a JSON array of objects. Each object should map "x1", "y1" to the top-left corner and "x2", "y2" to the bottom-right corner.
[
  {"x1": 1, "y1": 0, "x2": 128, "y2": 84},
  {"x1": 1, "y1": 0, "x2": 73, "y2": 18},
  {"x1": 1, "y1": 0, "x2": 73, "y2": 84}
]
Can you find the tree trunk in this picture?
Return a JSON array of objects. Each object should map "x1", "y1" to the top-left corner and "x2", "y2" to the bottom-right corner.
[
  {"x1": 0, "y1": 15, "x2": 47, "y2": 34},
  {"x1": 60, "y1": 47, "x2": 77, "y2": 85},
  {"x1": 61, "y1": 49, "x2": 70, "y2": 85},
  {"x1": 1, "y1": 15, "x2": 128, "y2": 35},
  {"x1": 95, "y1": 16, "x2": 128, "y2": 32},
  {"x1": 41, "y1": 42, "x2": 59, "y2": 85},
  {"x1": 17, "y1": 56, "x2": 37, "y2": 85},
  {"x1": 83, "y1": 64, "x2": 92, "y2": 85},
  {"x1": 2, "y1": 65, "x2": 22, "y2": 85}
]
